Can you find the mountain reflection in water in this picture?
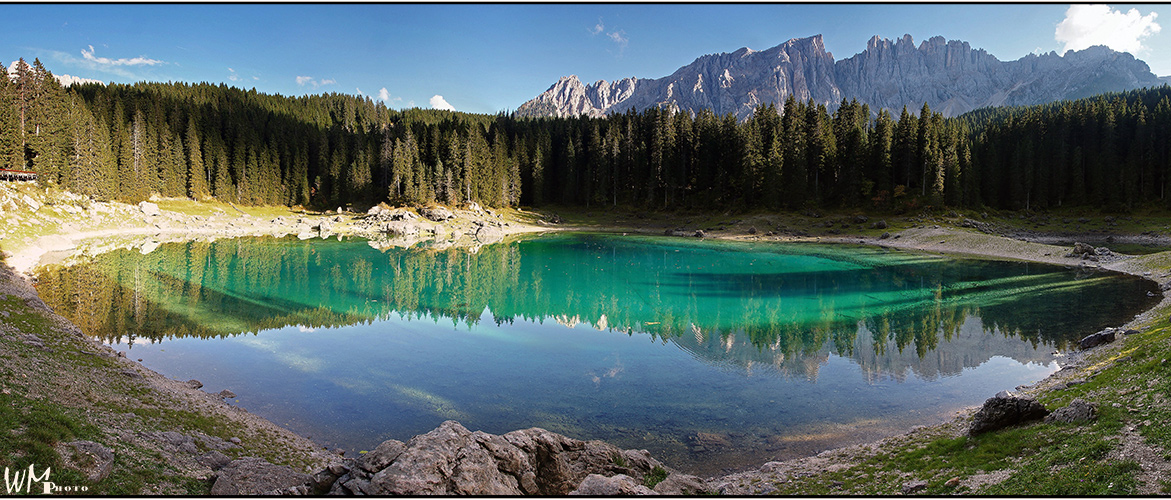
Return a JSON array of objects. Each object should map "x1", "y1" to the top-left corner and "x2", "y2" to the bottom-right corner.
[{"x1": 35, "y1": 233, "x2": 1158, "y2": 475}]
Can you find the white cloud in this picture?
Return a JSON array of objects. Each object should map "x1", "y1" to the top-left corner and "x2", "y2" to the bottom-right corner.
[
  {"x1": 607, "y1": 30, "x2": 629, "y2": 54},
  {"x1": 590, "y1": 17, "x2": 604, "y2": 35},
  {"x1": 55, "y1": 73, "x2": 104, "y2": 87},
  {"x1": 356, "y1": 87, "x2": 364, "y2": 96},
  {"x1": 377, "y1": 87, "x2": 403, "y2": 104},
  {"x1": 1055, "y1": 4, "x2": 1161, "y2": 54},
  {"x1": 295, "y1": 75, "x2": 336, "y2": 88},
  {"x1": 430, "y1": 94, "x2": 455, "y2": 111},
  {"x1": 47, "y1": 46, "x2": 165, "y2": 79},
  {"x1": 228, "y1": 68, "x2": 240, "y2": 82},
  {"x1": 80, "y1": 45, "x2": 163, "y2": 66}
]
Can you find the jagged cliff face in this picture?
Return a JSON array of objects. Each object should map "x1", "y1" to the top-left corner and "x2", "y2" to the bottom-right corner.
[{"x1": 516, "y1": 34, "x2": 1162, "y2": 119}]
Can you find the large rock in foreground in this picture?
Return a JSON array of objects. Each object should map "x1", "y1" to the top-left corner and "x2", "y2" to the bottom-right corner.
[
  {"x1": 324, "y1": 420, "x2": 700, "y2": 495},
  {"x1": 968, "y1": 393, "x2": 1049, "y2": 436}
]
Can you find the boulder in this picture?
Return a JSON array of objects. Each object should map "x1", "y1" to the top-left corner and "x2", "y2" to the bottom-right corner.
[
  {"x1": 474, "y1": 225, "x2": 504, "y2": 243},
  {"x1": 210, "y1": 457, "x2": 314, "y2": 495},
  {"x1": 968, "y1": 393, "x2": 1049, "y2": 436},
  {"x1": 59, "y1": 441, "x2": 114, "y2": 482},
  {"x1": 1044, "y1": 398, "x2": 1098, "y2": 424},
  {"x1": 1067, "y1": 242, "x2": 1096, "y2": 259},
  {"x1": 386, "y1": 208, "x2": 418, "y2": 221},
  {"x1": 364, "y1": 421, "x2": 524, "y2": 495},
  {"x1": 358, "y1": 439, "x2": 406, "y2": 473},
  {"x1": 21, "y1": 194, "x2": 42, "y2": 211},
  {"x1": 1078, "y1": 329, "x2": 1116, "y2": 350},
  {"x1": 872, "y1": 219, "x2": 888, "y2": 229},
  {"x1": 901, "y1": 480, "x2": 928, "y2": 494},
  {"x1": 570, "y1": 474, "x2": 657, "y2": 495},
  {"x1": 382, "y1": 220, "x2": 420, "y2": 236},
  {"x1": 138, "y1": 201, "x2": 160, "y2": 216},
  {"x1": 652, "y1": 473, "x2": 714, "y2": 495},
  {"x1": 420, "y1": 206, "x2": 455, "y2": 222},
  {"x1": 199, "y1": 450, "x2": 233, "y2": 471},
  {"x1": 333, "y1": 420, "x2": 666, "y2": 496}
]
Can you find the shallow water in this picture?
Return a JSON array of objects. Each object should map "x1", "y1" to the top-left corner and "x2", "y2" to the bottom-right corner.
[{"x1": 36, "y1": 233, "x2": 1159, "y2": 475}]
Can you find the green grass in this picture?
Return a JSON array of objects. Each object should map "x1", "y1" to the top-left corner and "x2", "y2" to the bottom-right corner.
[
  {"x1": 762, "y1": 314, "x2": 1171, "y2": 495},
  {"x1": 644, "y1": 465, "x2": 668, "y2": 488},
  {"x1": 610, "y1": 451, "x2": 627, "y2": 468}
]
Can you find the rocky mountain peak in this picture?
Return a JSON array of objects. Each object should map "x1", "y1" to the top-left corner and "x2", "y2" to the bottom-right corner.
[{"x1": 518, "y1": 34, "x2": 1161, "y2": 120}]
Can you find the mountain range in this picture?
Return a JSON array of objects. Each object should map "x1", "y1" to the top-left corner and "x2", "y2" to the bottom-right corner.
[{"x1": 516, "y1": 34, "x2": 1163, "y2": 119}]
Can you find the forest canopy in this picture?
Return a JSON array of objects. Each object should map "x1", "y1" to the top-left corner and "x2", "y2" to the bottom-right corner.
[{"x1": 5, "y1": 57, "x2": 1171, "y2": 213}]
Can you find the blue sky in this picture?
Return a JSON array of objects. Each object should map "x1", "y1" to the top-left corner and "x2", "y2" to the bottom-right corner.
[{"x1": 2, "y1": 4, "x2": 1167, "y2": 114}]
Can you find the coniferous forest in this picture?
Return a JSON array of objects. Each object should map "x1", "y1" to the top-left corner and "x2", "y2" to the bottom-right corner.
[{"x1": 5, "y1": 57, "x2": 1171, "y2": 213}]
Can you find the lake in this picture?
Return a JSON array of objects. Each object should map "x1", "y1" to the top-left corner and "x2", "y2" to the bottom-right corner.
[{"x1": 35, "y1": 233, "x2": 1158, "y2": 475}]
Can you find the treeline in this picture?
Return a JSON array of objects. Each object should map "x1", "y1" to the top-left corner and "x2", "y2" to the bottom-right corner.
[
  {"x1": 961, "y1": 86, "x2": 1171, "y2": 210},
  {"x1": 4, "y1": 57, "x2": 1171, "y2": 212}
]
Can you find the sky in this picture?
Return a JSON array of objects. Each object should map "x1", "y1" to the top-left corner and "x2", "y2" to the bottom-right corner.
[{"x1": 1, "y1": 3, "x2": 1167, "y2": 115}]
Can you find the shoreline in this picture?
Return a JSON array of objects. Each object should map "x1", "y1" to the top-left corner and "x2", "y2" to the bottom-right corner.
[{"x1": 4, "y1": 187, "x2": 1171, "y2": 492}]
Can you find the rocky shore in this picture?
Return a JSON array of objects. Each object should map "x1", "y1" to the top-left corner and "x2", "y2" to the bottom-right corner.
[
  {"x1": 0, "y1": 181, "x2": 551, "y2": 277},
  {"x1": 4, "y1": 180, "x2": 1171, "y2": 494}
]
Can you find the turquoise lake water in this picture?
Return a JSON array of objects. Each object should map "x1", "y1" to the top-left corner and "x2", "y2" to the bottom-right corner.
[{"x1": 36, "y1": 233, "x2": 1159, "y2": 475}]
